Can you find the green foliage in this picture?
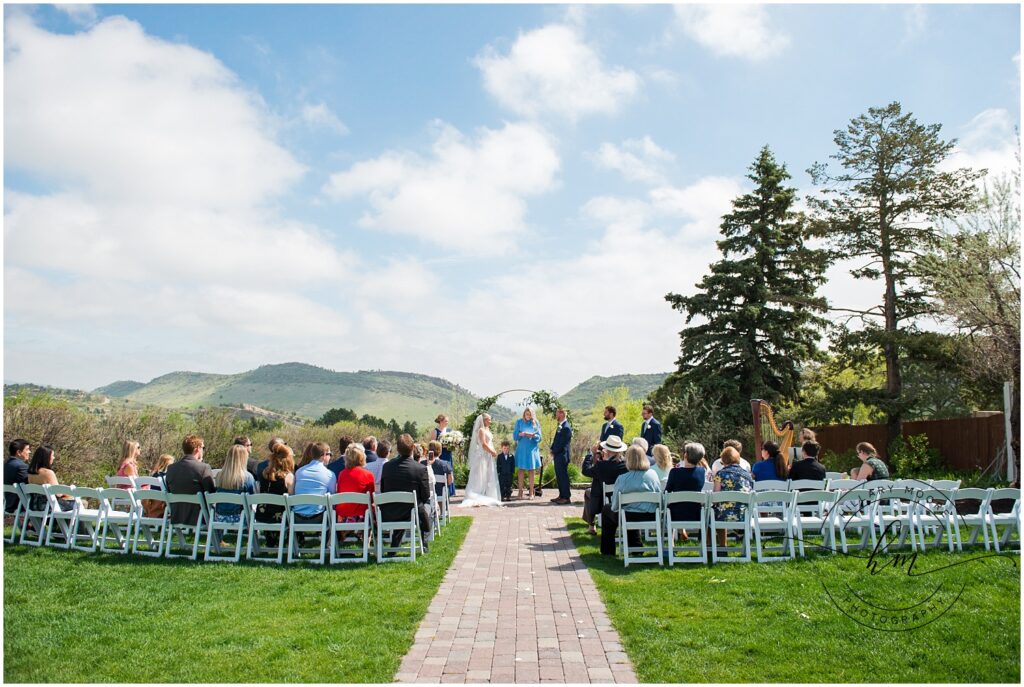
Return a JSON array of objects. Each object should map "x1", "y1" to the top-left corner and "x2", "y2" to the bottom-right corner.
[
  {"x1": 540, "y1": 461, "x2": 583, "y2": 486},
  {"x1": 315, "y1": 406, "x2": 358, "y2": 426},
  {"x1": 559, "y1": 373, "x2": 669, "y2": 412},
  {"x1": 651, "y1": 375, "x2": 741, "y2": 455},
  {"x1": 819, "y1": 448, "x2": 859, "y2": 475},
  {"x1": 452, "y1": 459, "x2": 470, "y2": 488},
  {"x1": 244, "y1": 416, "x2": 283, "y2": 432},
  {"x1": 888, "y1": 433, "x2": 943, "y2": 478}
]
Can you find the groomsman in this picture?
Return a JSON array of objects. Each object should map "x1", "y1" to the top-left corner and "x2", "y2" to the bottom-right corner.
[
  {"x1": 550, "y1": 408, "x2": 573, "y2": 505},
  {"x1": 600, "y1": 406, "x2": 624, "y2": 443},
  {"x1": 640, "y1": 405, "x2": 661, "y2": 456}
]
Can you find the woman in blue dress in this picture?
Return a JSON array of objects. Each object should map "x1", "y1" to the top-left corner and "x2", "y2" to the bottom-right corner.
[
  {"x1": 513, "y1": 407, "x2": 542, "y2": 500},
  {"x1": 432, "y1": 414, "x2": 455, "y2": 497}
]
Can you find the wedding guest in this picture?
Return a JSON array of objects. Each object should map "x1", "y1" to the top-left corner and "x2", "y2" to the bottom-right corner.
[
  {"x1": 366, "y1": 440, "x2": 391, "y2": 493},
  {"x1": 335, "y1": 444, "x2": 374, "y2": 524},
  {"x1": 140, "y1": 453, "x2": 175, "y2": 518},
  {"x1": 165, "y1": 435, "x2": 216, "y2": 526},
  {"x1": 851, "y1": 442, "x2": 890, "y2": 481},
  {"x1": 496, "y1": 440, "x2": 516, "y2": 501},
  {"x1": 632, "y1": 437, "x2": 649, "y2": 455},
  {"x1": 600, "y1": 406, "x2": 624, "y2": 442},
  {"x1": 665, "y1": 442, "x2": 708, "y2": 540},
  {"x1": 600, "y1": 446, "x2": 661, "y2": 556},
  {"x1": 255, "y1": 443, "x2": 295, "y2": 544},
  {"x1": 213, "y1": 445, "x2": 256, "y2": 524},
  {"x1": 4, "y1": 439, "x2": 31, "y2": 514},
  {"x1": 362, "y1": 436, "x2": 380, "y2": 464},
  {"x1": 426, "y1": 440, "x2": 453, "y2": 499},
  {"x1": 581, "y1": 443, "x2": 602, "y2": 533},
  {"x1": 26, "y1": 445, "x2": 74, "y2": 513},
  {"x1": 752, "y1": 441, "x2": 789, "y2": 482},
  {"x1": 514, "y1": 408, "x2": 542, "y2": 500},
  {"x1": 583, "y1": 436, "x2": 629, "y2": 536},
  {"x1": 550, "y1": 408, "x2": 573, "y2": 504},
  {"x1": 327, "y1": 435, "x2": 355, "y2": 477},
  {"x1": 116, "y1": 440, "x2": 141, "y2": 486},
  {"x1": 233, "y1": 435, "x2": 259, "y2": 482},
  {"x1": 293, "y1": 442, "x2": 336, "y2": 522},
  {"x1": 432, "y1": 415, "x2": 456, "y2": 497},
  {"x1": 788, "y1": 441, "x2": 827, "y2": 482},
  {"x1": 711, "y1": 439, "x2": 752, "y2": 475},
  {"x1": 790, "y1": 428, "x2": 817, "y2": 462},
  {"x1": 149, "y1": 454, "x2": 175, "y2": 482},
  {"x1": 713, "y1": 447, "x2": 754, "y2": 547},
  {"x1": 255, "y1": 437, "x2": 287, "y2": 480},
  {"x1": 640, "y1": 406, "x2": 662, "y2": 456},
  {"x1": 650, "y1": 444, "x2": 673, "y2": 483},
  {"x1": 380, "y1": 434, "x2": 433, "y2": 551}
]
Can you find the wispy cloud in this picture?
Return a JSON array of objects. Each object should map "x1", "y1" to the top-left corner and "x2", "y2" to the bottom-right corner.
[{"x1": 673, "y1": 4, "x2": 790, "y2": 61}]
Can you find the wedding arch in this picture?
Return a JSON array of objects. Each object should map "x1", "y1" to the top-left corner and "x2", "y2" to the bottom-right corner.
[{"x1": 458, "y1": 389, "x2": 575, "y2": 454}]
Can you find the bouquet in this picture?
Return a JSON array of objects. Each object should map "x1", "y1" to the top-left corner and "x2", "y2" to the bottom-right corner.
[{"x1": 440, "y1": 430, "x2": 465, "y2": 452}]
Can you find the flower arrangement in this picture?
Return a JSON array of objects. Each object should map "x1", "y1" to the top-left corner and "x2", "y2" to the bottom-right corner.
[{"x1": 440, "y1": 430, "x2": 465, "y2": 452}]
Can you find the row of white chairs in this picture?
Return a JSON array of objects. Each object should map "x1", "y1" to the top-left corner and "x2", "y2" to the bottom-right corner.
[
  {"x1": 611, "y1": 486, "x2": 1021, "y2": 567},
  {"x1": 5, "y1": 474, "x2": 452, "y2": 564}
]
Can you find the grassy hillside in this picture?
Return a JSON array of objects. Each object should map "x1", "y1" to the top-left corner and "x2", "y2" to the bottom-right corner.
[
  {"x1": 560, "y1": 372, "x2": 670, "y2": 411},
  {"x1": 92, "y1": 380, "x2": 145, "y2": 397}
]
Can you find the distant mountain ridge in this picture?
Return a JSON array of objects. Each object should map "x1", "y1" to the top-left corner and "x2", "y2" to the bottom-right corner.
[{"x1": 559, "y1": 373, "x2": 670, "y2": 411}]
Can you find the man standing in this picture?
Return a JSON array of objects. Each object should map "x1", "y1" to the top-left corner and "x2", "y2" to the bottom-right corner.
[
  {"x1": 640, "y1": 405, "x2": 662, "y2": 456},
  {"x1": 165, "y1": 434, "x2": 215, "y2": 526},
  {"x1": 550, "y1": 408, "x2": 573, "y2": 505},
  {"x1": 600, "y1": 406, "x2": 624, "y2": 443},
  {"x1": 4, "y1": 439, "x2": 31, "y2": 515}
]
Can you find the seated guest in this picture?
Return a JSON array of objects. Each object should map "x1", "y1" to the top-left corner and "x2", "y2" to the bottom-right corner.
[
  {"x1": 585, "y1": 435, "x2": 629, "y2": 536},
  {"x1": 327, "y1": 435, "x2": 355, "y2": 476},
  {"x1": 363, "y1": 436, "x2": 380, "y2": 464},
  {"x1": 788, "y1": 441, "x2": 827, "y2": 482},
  {"x1": 851, "y1": 442, "x2": 890, "y2": 481},
  {"x1": 116, "y1": 440, "x2": 141, "y2": 486},
  {"x1": 139, "y1": 453, "x2": 175, "y2": 519},
  {"x1": 380, "y1": 434, "x2": 433, "y2": 551},
  {"x1": 631, "y1": 437, "x2": 649, "y2": 455},
  {"x1": 255, "y1": 443, "x2": 295, "y2": 544},
  {"x1": 650, "y1": 444, "x2": 673, "y2": 483},
  {"x1": 255, "y1": 437, "x2": 287, "y2": 480},
  {"x1": 213, "y1": 445, "x2": 256, "y2": 523},
  {"x1": 335, "y1": 444, "x2": 374, "y2": 527},
  {"x1": 496, "y1": 440, "x2": 515, "y2": 501},
  {"x1": 26, "y1": 445, "x2": 75, "y2": 513},
  {"x1": 665, "y1": 442, "x2": 709, "y2": 541},
  {"x1": 600, "y1": 445, "x2": 661, "y2": 556},
  {"x1": 711, "y1": 439, "x2": 752, "y2": 475},
  {"x1": 581, "y1": 443, "x2": 603, "y2": 534},
  {"x1": 165, "y1": 435, "x2": 216, "y2": 526},
  {"x1": 4, "y1": 438, "x2": 31, "y2": 514},
  {"x1": 752, "y1": 441, "x2": 788, "y2": 482},
  {"x1": 366, "y1": 440, "x2": 390, "y2": 493},
  {"x1": 713, "y1": 446, "x2": 754, "y2": 547},
  {"x1": 426, "y1": 440, "x2": 453, "y2": 500},
  {"x1": 149, "y1": 454, "x2": 174, "y2": 483},
  {"x1": 293, "y1": 442, "x2": 336, "y2": 523},
  {"x1": 233, "y1": 435, "x2": 260, "y2": 483},
  {"x1": 789, "y1": 427, "x2": 817, "y2": 462}
]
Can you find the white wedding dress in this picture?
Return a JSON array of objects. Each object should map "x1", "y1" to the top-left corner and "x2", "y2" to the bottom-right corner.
[{"x1": 459, "y1": 415, "x2": 502, "y2": 508}]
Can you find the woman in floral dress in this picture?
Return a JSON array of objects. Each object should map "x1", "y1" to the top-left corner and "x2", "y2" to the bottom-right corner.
[{"x1": 713, "y1": 446, "x2": 754, "y2": 547}]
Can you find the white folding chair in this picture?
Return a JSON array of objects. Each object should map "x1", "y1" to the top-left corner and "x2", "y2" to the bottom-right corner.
[
  {"x1": 701, "y1": 481, "x2": 714, "y2": 493},
  {"x1": 69, "y1": 487, "x2": 103, "y2": 553},
  {"x1": 131, "y1": 489, "x2": 168, "y2": 557},
  {"x1": 44, "y1": 485, "x2": 78, "y2": 550},
  {"x1": 211, "y1": 469, "x2": 222, "y2": 480},
  {"x1": 99, "y1": 487, "x2": 137, "y2": 554},
  {"x1": 134, "y1": 476, "x2": 165, "y2": 490},
  {"x1": 930, "y1": 479, "x2": 962, "y2": 491},
  {"x1": 428, "y1": 475, "x2": 442, "y2": 534},
  {"x1": 986, "y1": 488, "x2": 1020, "y2": 553},
  {"x1": 833, "y1": 488, "x2": 877, "y2": 553},
  {"x1": 329, "y1": 493, "x2": 373, "y2": 564},
  {"x1": 953, "y1": 488, "x2": 993, "y2": 551},
  {"x1": 789, "y1": 479, "x2": 827, "y2": 492},
  {"x1": 873, "y1": 486, "x2": 918, "y2": 553},
  {"x1": 164, "y1": 492, "x2": 207, "y2": 560},
  {"x1": 751, "y1": 490, "x2": 797, "y2": 561},
  {"x1": 664, "y1": 491, "x2": 709, "y2": 565},
  {"x1": 375, "y1": 492, "x2": 421, "y2": 562},
  {"x1": 792, "y1": 490, "x2": 838, "y2": 556},
  {"x1": 246, "y1": 493, "x2": 289, "y2": 563},
  {"x1": 287, "y1": 495, "x2": 330, "y2": 564},
  {"x1": 204, "y1": 493, "x2": 249, "y2": 562},
  {"x1": 440, "y1": 475, "x2": 451, "y2": 527},
  {"x1": 105, "y1": 476, "x2": 136, "y2": 489},
  {"x1": 18, "y1": 484, "x2": 51, "y2": 547},
  {"x1": 827, "y1": 479, "x2": 861, "y2": 491},
  {"x1": 709, "y1": 491, "x2": 753, "y2": 563},
  {"x1": 913, "y1": 488, "x2": 959, "y2": 552},
  {"x1": 618, "y1": 492, "x2": 663, "y2": 567},
  {"x1": 4, "y1": 484, "x2": 26, "y2": 544},
  {"x1": 825, "y1": 471, "x2": 844, "y2": 481},
  {"x1": 754, "y1": 480, "x2": 790, "y2": 491}
]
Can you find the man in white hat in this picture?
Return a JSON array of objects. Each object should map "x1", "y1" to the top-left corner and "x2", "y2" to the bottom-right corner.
[{"x1": 581, "y1": 435, "x2": 629, "y2": 536}]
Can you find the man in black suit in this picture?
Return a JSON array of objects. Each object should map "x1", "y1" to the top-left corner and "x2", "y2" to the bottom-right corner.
[
  {"x1": 599, "y1": 406, "x2": 624, "y2": 443},
  {"x1": 550, "y1": 408, "x2": 573, "y2": 504},
  {"x1": 640, "y1": 405, "x2": 662, "y2": 456},
  {"x1": 165, "y1": 434, "x2": 216, "y2": 526},
  {"x1": 380, "y1": 434, "x2": 433, "y2": 551},
  {"x1": 4, "y1": 438, "x2": 31, "y2": 514},
  {"x1": 788, "y1": 441, "x2": 827, "y2": 483}
]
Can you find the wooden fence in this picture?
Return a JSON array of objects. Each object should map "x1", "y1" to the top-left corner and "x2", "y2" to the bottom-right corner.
[{"x1": 812, "y1": 413, "x2": 1006, "y2": 472}]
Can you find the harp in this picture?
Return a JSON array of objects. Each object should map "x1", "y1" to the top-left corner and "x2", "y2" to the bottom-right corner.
[{"x1": 751, "y1": 399, "x2": 796, "y2": 462}]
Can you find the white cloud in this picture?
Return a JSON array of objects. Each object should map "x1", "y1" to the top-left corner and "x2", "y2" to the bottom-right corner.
[
  {"x1": 475, "y1": 23, "x2": 641, "y2": 121},
  {"x1": 323, "y1": 120, "x2": 560, "y2": 254},
  {"x1": 300, "y1": 102, "x2": 349, "y2": 136},
  {"x1": 944, "y1": 108, "x2": 1020, "y2": 182},
  {"x1": 590, "y1": 136, "x2": 676, "y2": 185},
  {"x1": 55, "y1": 4, "x2": 97, "y2": 27},
  {"x1": 673, "y1": 4, "x2": 789, "y2": 61},
  {"x1": 902, "y1": 5, "x2": 928, "y2": 44}
]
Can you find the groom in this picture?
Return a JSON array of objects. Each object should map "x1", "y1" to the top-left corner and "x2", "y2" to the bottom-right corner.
[{"x1": 550, "y1": 408, "x2": 573, "y2": 505}]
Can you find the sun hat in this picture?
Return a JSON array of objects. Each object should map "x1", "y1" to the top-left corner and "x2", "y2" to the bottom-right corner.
[{"x1": 600, "y1": 435, "x2": 628, "y2": 453}]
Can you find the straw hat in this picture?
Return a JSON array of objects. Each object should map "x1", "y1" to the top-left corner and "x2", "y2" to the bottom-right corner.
[{"x1": 600, "y1": 435, "x2": 628, "y2": 453}]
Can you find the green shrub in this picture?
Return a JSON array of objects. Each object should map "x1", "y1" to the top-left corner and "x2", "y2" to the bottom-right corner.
[
  {"x1": 819, "y1": 447, "x2": 859, "y2": 474},
  {"x1": 889, "y1": 434, "x2": 942, "y2": 478},
  {"x1": 452, "y1": 459, "x2": 470, "y2": 488},
  {"x1": 539, "y1": 462, "x2": 583, "y2": 486}
]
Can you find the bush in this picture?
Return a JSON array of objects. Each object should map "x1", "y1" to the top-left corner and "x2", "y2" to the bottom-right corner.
[
  {"x1": 539, "y1": 462, "x2": 583, "y2": 486},
  {"x1": 453, "y1": 459, "x2": 470, "y2": 488},
  {"x1": 889, "y1": 434, "x2": 942, "y2": 478},
  {"x1": 3, "y1": 392, "x2": 103, "y2": 487},
  {"x1": 819, "y1": 447, "x2": 859, "y2": 474}
]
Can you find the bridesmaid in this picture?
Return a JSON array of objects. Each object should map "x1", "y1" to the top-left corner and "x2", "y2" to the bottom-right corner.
[
  {"x1": 433, "y1": 414, "x2": 455, "y2": 497},
  {"x1": 514, "y1": 407, "x2": 542, "y2": 500}
]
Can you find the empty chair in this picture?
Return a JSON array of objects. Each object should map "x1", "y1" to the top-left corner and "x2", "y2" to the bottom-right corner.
[
  {"x1": 246, "y1": 493, "x2": 289, "y2": 564},
  {"x1": 930, "y1": 479, "x2": 962, "y2": 492},
  {"x1": 164, "y1": 492, "x2": 207, "y2": 560},
  {"x1": 105, "y1": 476, "x2": 135, "y2": 489},
  {"x1": 751, "y1": 491, "x2": 797, "y2": 561},
  {"x1": 913, "y1": 488, "x2": 959, "y2": 552},
  {"x1": 791, "y1": 490, "x2": 839, "y2": 556},
  {"x1": 44, "y1": 485, "x2": 78, "y2": 550},
  {"x1": 287, "y1": 494, "x2": 330, "y2": 564},
  {"x1": 18, "y1": 484, "x2": 51, "y2": 547},
  {"x1": 664, "y1": 491, "x2": 709, "y2": 565},
  {"x1": 825, "y1": 471, "x2": 844, "y2": 481},
  {"x1": 827, "y1": 479, "x2": 862, "y2": 491},
  {"x1": 204, "y1": 493, "x2": 249, "y2": 562},
  {"x1": 833, "y1": 488, "x2": 877, "y2": 553},
  {"x1": 789, "y1": 479, "x2": 827, "y2": 492},
  {"x1": 131, "y1": 489, "x2": 169, "y2": 557},
  {"x1": 134, "y1": 476, "x2": 165, "y2": 490},
  {"x1": 953, "y1": 487, "x2": 993, "y2": 551},
  {"x1": 618, "y1": 492, "x2": 663, "y2": 567},
  {"x1": 753, "y1": 480, "x2": 790, "y2": 492},
  {"x1": 709, "y1": 491, "x2": 753, "y2": 563},
  {"x1": 98, "y1": 487, "x2": 136, "y2": 554},
  {"x1": 375, "y1": 492, "x2": 422, "y2": 562},
  {"x1": 986, "y1": 488, "x2": 1021, "y2": 553},
  {"x1": 434, "y1": 472, "x2": 450, "y2": 529},
  {"x1": 69, "y1": 487, "x2": 103, "y2": 553},
  {"x1": 427, "y1": 474, "x2": 442, "y2": 534},
  {"x1": 329, "y1": 492, "x2": 372, "y2": 564},
  {"x1": 3, "y1": 484, "x2": 26, "y2": 544},
  {"x1": 887, "y1": 479, "x2": 931, "y2": 517},
  {"x1": 873, "y1": 486, "x2": 918, "y2": 552}
]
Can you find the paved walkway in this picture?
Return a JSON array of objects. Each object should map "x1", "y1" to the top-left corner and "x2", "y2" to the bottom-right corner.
[{"x1": 396, "y1": 489, "x2": 637, "y2": 684}]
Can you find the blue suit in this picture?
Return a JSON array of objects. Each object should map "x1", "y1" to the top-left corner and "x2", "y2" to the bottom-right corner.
[
  {"x1": 641, "y1": 417, "x2": 662, "y2": 456},
  {"x1": 550, "y1": 420, "x2": 573, "y2": 500},
  {"x1": 599, "y1": 419, "x2": 624, "y2": 443}
]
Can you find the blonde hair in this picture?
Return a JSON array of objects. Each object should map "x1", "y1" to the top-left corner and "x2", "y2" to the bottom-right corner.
[
  {"x1": 652, "y1": 444, "x2": 672, "y2": 470},
  {"x1": 151, "y1": 454, "x2": 174, "y2": 474},
  {"x1": 217, "y1": 445, "x2": 249, "y2": 491},
  {"x1": 120, "y1": 440, "x2": 141, "y2": 470},
  {"x1": 344, "y1": 445, "x2": 366, "y2": 469},
  {"x1": 625, "y1": 445, "x2": 651, "y2": 472}
]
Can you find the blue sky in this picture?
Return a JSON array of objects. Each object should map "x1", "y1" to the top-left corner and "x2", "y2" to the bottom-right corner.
[{"x1": 4, "y1": 3, "x2": 1020, "y2": 397}]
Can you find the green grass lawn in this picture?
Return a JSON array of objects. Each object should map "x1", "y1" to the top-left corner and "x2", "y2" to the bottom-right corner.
[
  {"x1": 3, "y1": 517, "x2": 469, "y2": 683},
  {"x1": 567, "y1": 519, "x2": 1020, "y2": 683}
]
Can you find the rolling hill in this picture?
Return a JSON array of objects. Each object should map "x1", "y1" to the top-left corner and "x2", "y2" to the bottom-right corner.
[
  {"x1": 559, "y1": 373, "x2": 670, "y2": 411},
  {"x1": 91, "y1": 362, "x2": 510, "y2": 426}
]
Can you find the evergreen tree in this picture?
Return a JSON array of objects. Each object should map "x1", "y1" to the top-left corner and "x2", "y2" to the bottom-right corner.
[
  {"x1": 657, "y1": 145, "x2": 828, "y2": 432},
  {"x1": 808, "y1": 102, "x2": 982, "y2": 448}
]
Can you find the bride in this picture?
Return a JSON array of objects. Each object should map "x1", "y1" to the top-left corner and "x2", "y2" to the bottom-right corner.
[{"x1": 459, "y1": 413, "x2": 502, "y2": 508}]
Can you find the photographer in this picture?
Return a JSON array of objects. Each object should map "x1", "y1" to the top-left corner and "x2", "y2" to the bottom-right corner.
[{"x1": 581, "y1": 435, "x2": 629, "y2": 535}]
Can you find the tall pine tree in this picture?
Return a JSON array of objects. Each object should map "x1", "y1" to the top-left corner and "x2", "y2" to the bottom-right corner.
[{"x1": 656, "y1": 146, "x2": 828, "y2": 433}]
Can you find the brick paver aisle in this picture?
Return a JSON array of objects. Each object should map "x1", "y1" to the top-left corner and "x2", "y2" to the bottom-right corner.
[{"x1": 396, "y1": 491, "x2": 637, "y2": 684}]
